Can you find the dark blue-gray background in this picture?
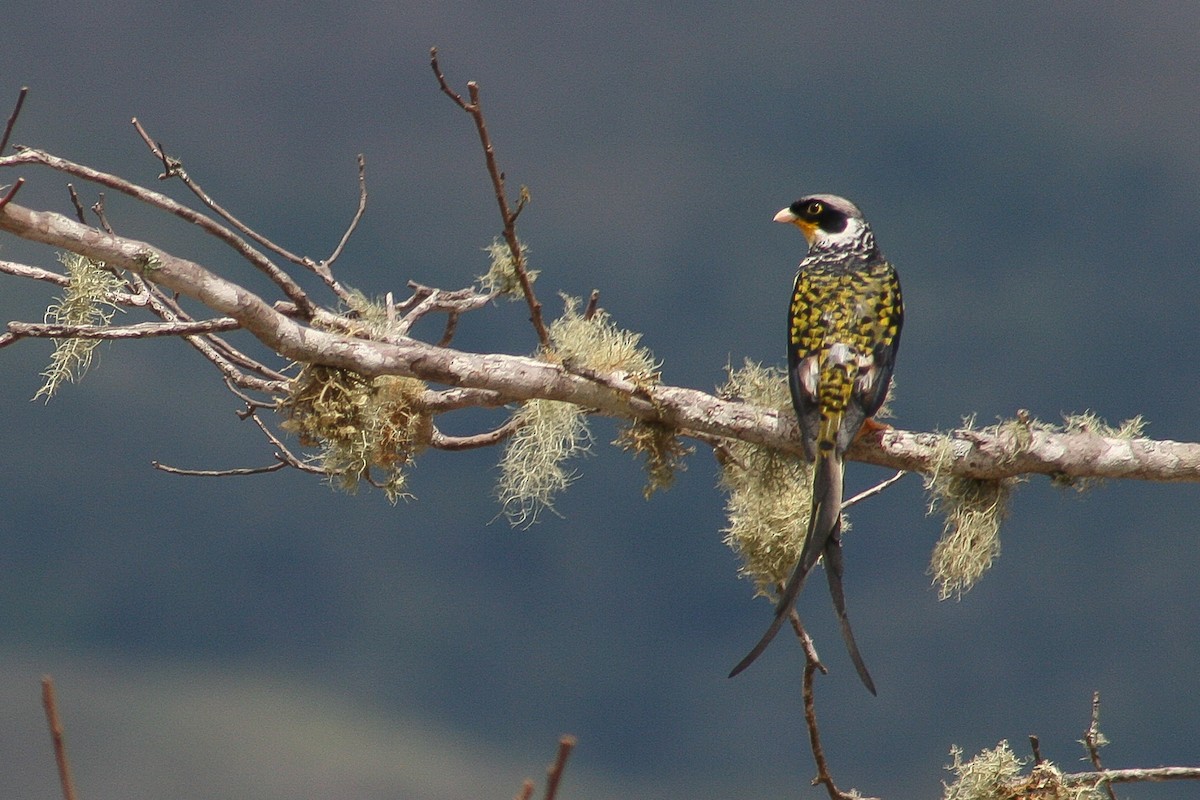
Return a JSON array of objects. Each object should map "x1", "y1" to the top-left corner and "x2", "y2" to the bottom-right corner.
[{"x1": 2, "y1": 4, "x2": 1198, "y2": 798}]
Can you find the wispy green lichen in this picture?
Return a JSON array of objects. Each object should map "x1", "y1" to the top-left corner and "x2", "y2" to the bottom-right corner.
[
  {"x1": 943, "y1": 741, "x2": 1102, "y2": 800},
  {"x1": 717, "y1": 360, "x2": 813, "y2": 597},
  {"x1": 496, "y1": 398, "x2": 591, "y2": 526},
  {"x1": 34, "y1": 253, "x2": 125, "y2": 401},
  {"x1": 547, "y1": 293, "x2": 659, "y2": 379},
  {"x1": 495, "y1": 295, "x2": 660, "y2": 525},
  {"x1": 925, "y1": 417, "x2": 1015, "y2": 600},
  {"x1": 926, "y1": 410, "x2": 1146, "y2": 598},
  {"x1": 279, "y1": 365, "x2": 430, "y2": 503},
  {"x1": 478, "y1": 237, "x2": 537, "y2": 298}
]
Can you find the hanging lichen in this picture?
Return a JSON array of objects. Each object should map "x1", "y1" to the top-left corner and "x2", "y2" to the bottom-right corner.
[
  {"x1": 279, "y1": 364, "x2": 431, "y2": 503},
  {"x1": 717, "y1": 359, "x2": 813, "y2": 598},
  {"x1": 35, "y1": 253, "x2": 125, "y2": 401},
  {"x1": 495, "y1": 294, "x2": 660, "y2": 524}
]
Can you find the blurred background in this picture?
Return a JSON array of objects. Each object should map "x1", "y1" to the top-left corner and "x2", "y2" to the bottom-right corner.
[{"x1": 2, "y1": 4, "x2": 1199, "y2": 798}]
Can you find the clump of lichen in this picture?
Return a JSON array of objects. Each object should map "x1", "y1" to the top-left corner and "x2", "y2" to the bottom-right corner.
[
  {"x1": 35, "y1": 253, "x2": 125, "y2": 401},
  {"x1": 926, "y1": 411, "x2": 1146, "y2": 598},
  {"x1": 478, "y1": 236, "x2": 538, "y2": 298},
  {"x1": 546, "y1": 293, "x2": 659, "y2": 379},
  {"x1": 942, "y1": 741, "x2": 1102, "y2": 800},
  {"x1": 496, "y1": 397, "x2": 592, "y2": 526},
  {"x1": 925, "y1": 417, "x2": 1015, "y2": 600},
  {"x1": 496, "y1": 295, "x2": 660, "y2": 524},
  {"x1": 279, "y1": 365, "x2": 430, "y2": 503},
  {"x1": 615, "y1": 420, "x2": 692, "y2": 499},
  {"x1": 717, "y1": 360, "x2": 813, "y2": 597},
  {"x1": 338, "y1": 289, "x2": 404, "y2": 340}
]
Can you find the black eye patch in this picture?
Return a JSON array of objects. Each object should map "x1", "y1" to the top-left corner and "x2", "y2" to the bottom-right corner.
[{"x1": 788, "y1": 199, "x2": 849, "y2": 233}]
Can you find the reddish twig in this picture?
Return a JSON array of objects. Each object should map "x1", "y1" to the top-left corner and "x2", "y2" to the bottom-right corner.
[
  {"x1": 583, "y1": 289, "x2": 601, "y2": 320},
  {"x1": 430, "y1": 47, "x2": 549, "y2": 348},
  {"x1": 0, "y1": 177, "x2": 24, "y2": 210},
  {"x1": 513, "y1": 780, "x2": 536, "y2": 800},
  {"x1": 790, "y1": 608, "x2": 876, "y2": 800},
  {"x1": 41, "y1": 676, "x2": 79, "y2": 800},
  {"x1": 0, "y1": 86, "x2": 27, "y2": 154},
  {"x1": 544, "y1": 735, "x2": 577, "y2": 800},
  {"x1": 66, "y1": 184, "x2": 87, "y2": 224}
]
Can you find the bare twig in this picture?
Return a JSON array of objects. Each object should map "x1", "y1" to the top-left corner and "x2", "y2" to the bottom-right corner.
[
  {"x1": 842, "y1": 470, "x2": 907, "y2": 510},
  {"x1": 1083, "y1": 691, "x2": 1118, "y2": 800},
  {"x1": 583, "y1": 289, "x2": 601, "y2": 320},
  {"x1": 152, "y1": 459, "x2": 289, "y2": 476},
  {"x1": 513, "y1": 780, "x2": 535, "y2": 800},
  {"x1": 0, "y1": 147, "x2": 317, "y2": 316},
  {"x1": 66, "y1": 184, "x2": 87, "y2": 224},
  {"x1": 132, "y1": 117, "x2": 354, "y2": 305},
  {"x1": 430, "y1": 47, "x2": 549, "y2": 348},
  {"x1": 544, "y1": 735, "x2": 577, "y2": 800},
  {"x1": 430, "y1": 417, "x2": 520, "y2": 450},
  {"x1": 8, "y1": 317, "x2": 241, "y2": 340},
  {"x1": 41, "y1": 676, "x2": 78, "y2": 800},
  {"x1": 323, "y1": 153, "x2": 367, "y2": 267},
  {"x1": 1, "y1": 86, "x2": 27, "y2": 154},
  {"x1": 0, "y1": 259, "x2": 71, "y2": 287},
  {"x1": 1064, "y1": 766, "x2": 1200, "y2": 786},
  {"x1": 0, "y1": 177, "x2": 24, "y2": 210},
  {"x1": 1029, "y1": 734, "x2": 1043, "y2": 765},
  {"x1": 90, "y1": 193, "x2": 113, "y2": 233}
]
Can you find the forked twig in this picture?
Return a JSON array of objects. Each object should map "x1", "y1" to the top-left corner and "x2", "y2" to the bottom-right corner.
[
  {"x1": 1083, "y1": 691, "x2": 1119, "y2": 800},
  {"x1": 41, "y1": 676, "x2": 79, "y2": 800},
  {"x1": 430, "y1": 47, "x2": 549, "y2": 348},
  {"x1": 0, "y1": 177, "x2": 24, "y2": 210},
  {"x1": 544, "y1": 735, "x2": 577, "y2": 800},
  {"x1": 131, "y1": 117, "x2": 354, "y2": 305},
  {"x1": 0, "y1": 146, "x2": 317, "y2": 316}
]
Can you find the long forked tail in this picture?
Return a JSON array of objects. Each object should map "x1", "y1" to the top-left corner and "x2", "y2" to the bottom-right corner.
[
  {"x1": 728, "y1": 451, "x2": 843, "y2": 678},
  {"x1": 822, "y1": 527, "x2": 877, "y2": 694}
]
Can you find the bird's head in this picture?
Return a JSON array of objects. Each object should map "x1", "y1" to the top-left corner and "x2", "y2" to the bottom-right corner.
[{"x1": 774, "y1": 194, "x2": 868, "y2": 250}]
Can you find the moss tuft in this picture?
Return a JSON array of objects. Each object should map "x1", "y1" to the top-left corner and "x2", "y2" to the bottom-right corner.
[{"x1": 479, "y1": 237, "x2": 537, "y2": 298}]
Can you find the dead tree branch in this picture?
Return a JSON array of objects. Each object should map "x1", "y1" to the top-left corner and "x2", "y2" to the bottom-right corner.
[{"x1": 2, "y1": 197, "x2": 1200, "y2": 483}]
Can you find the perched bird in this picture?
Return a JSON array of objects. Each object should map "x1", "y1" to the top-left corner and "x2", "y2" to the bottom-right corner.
[{"x1": 729, "y1": 194, "x2": 903, "y2": 694}]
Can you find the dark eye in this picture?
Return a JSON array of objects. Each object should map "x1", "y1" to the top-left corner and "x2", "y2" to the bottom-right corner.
[{"x1": 806, "y1": 200, "x2": 824, "y2": 217}]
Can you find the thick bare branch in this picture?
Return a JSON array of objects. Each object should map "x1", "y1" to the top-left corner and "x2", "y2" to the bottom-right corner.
[{"x1": 4, "y1": 199, "x2": 1200, "y2": 484}]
